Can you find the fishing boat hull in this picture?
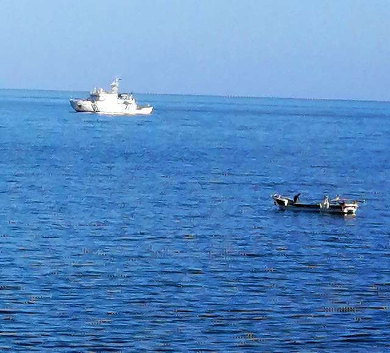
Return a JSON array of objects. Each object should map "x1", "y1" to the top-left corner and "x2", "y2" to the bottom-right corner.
[{"x1": 272, "y1": 194, "x2": 358, "y2": 215}]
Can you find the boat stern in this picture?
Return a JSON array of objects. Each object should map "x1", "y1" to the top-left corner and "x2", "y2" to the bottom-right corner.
[
  {"x1": 340, "y1": 201, "x2": 359, "y2": 215},
  {"x1": 136, "y1": 105, "x2": 153, "y2": 115}
]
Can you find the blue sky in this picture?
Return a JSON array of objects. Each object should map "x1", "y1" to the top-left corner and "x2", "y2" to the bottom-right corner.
[{"x1": 1, "y1": 0, "x2": 389, "y2": 100}]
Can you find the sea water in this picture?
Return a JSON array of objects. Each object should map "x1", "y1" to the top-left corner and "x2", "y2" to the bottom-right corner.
[{"x1": 0, "y1": 90, "x2": 389, "y2": 351}]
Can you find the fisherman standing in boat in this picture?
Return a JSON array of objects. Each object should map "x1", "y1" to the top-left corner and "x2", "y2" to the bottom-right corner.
[
  {"x1": 320, "y1": 195, "x2": 330, "y2": 209},
  {"x1": 293, "y1": 193, "x2": 301, "y2": 204}
]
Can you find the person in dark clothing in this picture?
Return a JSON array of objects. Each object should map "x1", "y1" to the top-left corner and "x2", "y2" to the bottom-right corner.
[{"x1": 293, "y1": 193, "x2": 301, "y2": 203}]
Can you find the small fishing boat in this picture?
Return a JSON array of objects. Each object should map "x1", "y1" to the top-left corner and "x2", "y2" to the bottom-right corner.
[{"x1": 271, "y1": 193, "x2": 359, "y2": 215}]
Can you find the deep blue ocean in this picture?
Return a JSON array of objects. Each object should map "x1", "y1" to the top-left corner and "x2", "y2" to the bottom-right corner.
[{"x1": 0, "y1": 89, "x2": 389, "y2": 351}]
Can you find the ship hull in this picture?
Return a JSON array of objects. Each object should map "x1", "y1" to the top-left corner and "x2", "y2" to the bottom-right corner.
[
  {"x1": 70, "y1": 99, "x2": 94, "y2": 112},
  {"x1": 70, "y1": 99, "x2": 153, "y2": 115}
]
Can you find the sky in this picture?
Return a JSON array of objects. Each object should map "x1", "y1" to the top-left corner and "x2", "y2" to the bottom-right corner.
[{"x1": 0, "y1": 0, "x2": 389, "y2": 100}]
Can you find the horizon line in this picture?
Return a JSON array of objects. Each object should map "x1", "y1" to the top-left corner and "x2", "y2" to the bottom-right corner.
[{"x1": 0, "y1": 87, "x2": 389, "y2": 104}]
